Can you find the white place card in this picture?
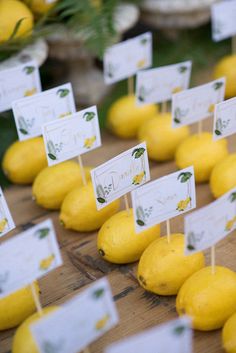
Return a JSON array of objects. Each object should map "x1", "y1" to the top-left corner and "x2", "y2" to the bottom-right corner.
[
  {"x1": 172, "y1": 78, "x2": 225, "y2": 128},
  {"x1": 105, "y1": 317, "x2": 192, "y2": 353},
  {"x1": 213, "y1": 97, "x2": 236, "y2": 140},
  {"x1": 42, "y1": 106, "x2": 101, "y2": 166},
  {"x1": 212, "y1": 0, "x2": 236, "y2": 41},
  {"x1": 12, "y1": 83, "x2": 76, "y2": 141},
  {"x1": 91, "y1": 142, "x2": 150, "y2": 210},
  {"x1": 31, "y1": 278, "x2": 119, "y2": 353},
  {"x1": 104, "y1": 32, "x2": 152, "y2": 85},
  {"x1": 0, "y1": 219, "x2": 62, "y2": 298},
  {"x1": 185, "y1": 187, "x2": 236, "y2": 254},
  {"x1": 136, "y1": 61, "x2": 192, "y2": 105},
  {"x1": 0, "y1": 187, "x2": 15, "y2": 237},
  {"x1": 0, "y1": 61, "x2": 41, "y2": 113},
  {"x1": 131, "y1": 167, "x2": 196, "y2": 233}
]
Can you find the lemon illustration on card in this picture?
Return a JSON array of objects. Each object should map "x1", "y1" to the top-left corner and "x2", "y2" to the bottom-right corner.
[
  {"x1": 39, "y1": 254, "x2": 55, "y2": 271},
  {"x1": 132, "y1": 171, "x2": 145, "y2": 185},
  {"x1": 24, "y1": 88, "x2": 37, "y2": 97},
  {"x1": 0, "y1": 218, "x2": 8, "y2": 233},
  {"x1": 84, "y1": 136, "x2": 96, "y2": 149},
  {"x1": 177, "y1": 197, "x2": 191, "y2": 212},
  {"x1": 225, "y1": 216, "x2": 236, "y2": 231},
  {"x1": 95, "y1": 314, "x2": 110, "y2": 331},
  {"x1": 176, "y1": 171, "x2": 193, "y2": 212}
]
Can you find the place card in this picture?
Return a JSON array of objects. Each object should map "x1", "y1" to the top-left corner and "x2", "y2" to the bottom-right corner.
[
  {"x1": 185, "y1": 187, "x2": 236, "y2": 254},
  {"x1": 31, "y1": 278, "x2": 119, "y2": 353},
  {"x1": 136, "y1": 61, "x2": 192, "y2": 105},
  {"x1": 0, "y1": 187, "x2": 15, "y2": 237},
  {"x1": 0, "y1": 219, "x2": 62, "y2": 298},
  {"x1": 172, "y1": 78, "x2": 225, "y2": 128},
  {"x1": 212, "y1": 0, "x2": 236, "y2": 41},
  {"x1": 0, "y1": 61, "x2": 41, "y2": 113},
  {"x1": 213, "y1": 97, "x2": 236, "y2": 140},
  {"x1": 105, "y1": 317, "x2": 192, "y2": 353},
  {"x1": 91, "y1": 142, "x2": 150, "y2": 210},
  {"x1": 12, "y1": 83, "x2": 76, "y2": 141},
  {"x1": 42, "y1": 106, "x2": 101, "y2": 166},
  {"x1": 104, "y1": 32, "x2": 152, "y2": 85},
  {"x1": 131, "y1": 167, "x2": 196, "y2": 233}
]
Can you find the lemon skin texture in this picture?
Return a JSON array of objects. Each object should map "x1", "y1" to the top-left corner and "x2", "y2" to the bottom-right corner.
[
  {"x1": 60, "y1": 182, "x2": 120, "y2": 232},
  {"x1": 138, "y1": 113, "x2": 190, "y2": 162},
  {"x1": 107, "y1": 95, "x2": 158, "y2": 139},
  {"x1": 210, "y1": 153, "x2": 236, "y2": 198},
  {"x1": 175, "y1": 132, "x2": 228, "y2": 183},
  {"x1": 214, "y1": 55, "x2": 236, "y2": 98},
  {"x1": 24, "y1": 0, "x2": 57, "y2": 15},
  {"x1": 176, "y1": 266, "x2": 236, "y2": 331},
  {"x1": 97, "y1": 209, "x2": 160, "y2": 264},
  {"x1": 0, "y1": 282, "x2": 39, "y2": 331},
  {"x1": 223, "y1": 312, "x2": 236, "y2": 353},
  {"x1": 32, "y1": 161, "x2": 91, "y2": 210},
  {"x1": 138, "y1": 234, "x2": 205, "y2": 296},
  {"x1": 12, "y1": 306, "x2": 59, "y2": 353},
  {"x1": 2, "y1": 137, "x2": 47, "y2": 185}
]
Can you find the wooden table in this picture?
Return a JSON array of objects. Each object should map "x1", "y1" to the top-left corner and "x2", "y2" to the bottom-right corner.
[{"x1": 0, "y1": 127, "x2": 235, "y2": 353}]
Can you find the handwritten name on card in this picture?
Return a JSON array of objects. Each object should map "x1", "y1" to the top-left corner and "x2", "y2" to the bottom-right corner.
[
  {"x1": 104, "y1": 32, "x2": 152, "y2": 85},
  {"x1": 31, "y1": 278, "x2": 119, "y2": 353},
  {"x1": 12, "y1": 83, "x2": 76, "y2": 141},
  {"x1": 172, "y1": 78, "x2": 225, "y2": 128},
  {"x1": 0, "y1": 219, "x2": 62, "y2": 298},
  {"x1": 42, "y1": 106, "x2": 101, "y2": 166},
  {"x1": 91, "y1": 142, "x2": 150, "y2": 210},
  {"x1": 185, "y1": 187, "x2": 236, "y2": 254},
  {"x1": 131, "y1": 167, "x2": 196, "y2": 233},
  {"x1": 0, "y1": 187, "x2": 15, "y2": 237},
  {"x1": 136, "y1": 61, "x2": 192, "y2": 105},
  {"x1": 105, "y1": 317, "x2": 192, "y2": 353},
  {"x1": 213, "y1": 97, "x2": 236, "y2": 140},
  {"x1": 0, "y1": 61, "x2": 41, "y2": 113},
  {"x1": 212, "y1": 0, "x2": 236, "y2": 41}
]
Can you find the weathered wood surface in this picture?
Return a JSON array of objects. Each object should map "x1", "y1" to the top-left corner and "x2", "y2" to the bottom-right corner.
[{"x1": 0, "y1": 126, "x2": 235, "y2": 353}]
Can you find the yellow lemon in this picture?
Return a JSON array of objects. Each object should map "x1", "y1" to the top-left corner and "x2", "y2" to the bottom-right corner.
[
  {"x1": 32, "y1": 161, "x2": 91, "y2": 210},
  {"x1": 2, "y1": 137, "x2": 47, "y2": 185},
  {"x1": 60, "y1": 182, "x2": 120, "y2": 232},
  {"x1": 97, "y1": 209, "x2": 160, "y2": 264},
  {"x1": 210, "y1": 153, "x2": 236, "y2": 198},
  {"x1": 175, "y1": 132, "x2": 228, "y2": 183},
  {"x1": 176, "y1": 197, "x2": 191, "y2": 212},
  {"x1": 39, "y1": 254, "x2": 55, "y2": 271},
  {"x1": 0, "y1": 218, "x2": 8, "y2": 233},
  {"x1": 12, "y1": 306, "x2": 59, "y2": 353},
  {"x1": 107, "y1": 95, "x2": 158, "y2": 139},
  {"x1": 132, "y1": 171, "x2": 145, "y2": 185},
  {"x1": 176, "y1": 266, "x2": 236, "y2": 331},
  {"x1": 223, "y1": 312, "x2": 236, "y2": 353},
  {"x1": 0, "y1": 282, "x2": 39, "y2": 331},
  {"x1": 138, "y1": 113, "x2": 190, "y2": 162},
  {"x1": 84, "y1": 136, "x2": 96, "y2": 149},
  {"x1": 214, "y1": 55, "x2": 236, "y2": 98},
  {"x1": 95, "y1": 314, "x2": 110, "y2": 330},
  {"x1": 138, "y1": 234, "x2": 205, "y2": 296},
  {"x1": 0, "y1": 0, "x2": 33, "y2": 43},
  {"x1": 24, "y1": 0, "x2": 57, "y2": 15}
]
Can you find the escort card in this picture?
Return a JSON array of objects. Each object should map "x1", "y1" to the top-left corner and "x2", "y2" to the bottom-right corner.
[
  {"x1": 0, "y1": 61, "x2": 41, "y2": 113},
  {"x1": 0, "y1": 187, "x2": 15, "y2": 237},
  {"x1": 213, "y1": 97, "x2": 236, "y2": 140},
  {"x1": 31, "y1": 278, "x2": 119, "y2": 353},
  {"x1": 104, "y1": 32, "x2": 152, "y2": 85},
  {"x1": 91, "y1": 142, "x2": 150, "y2": 210},
  {"x1": 172, "y1": 78, "x2": 225, "y2": 128},
  {"x1": 185, "y1": 187, "x2": 236, "y2": 255},
  {"x1": 42, "y1": 106, "x2": 101, "y2": 166},
  {"x1": 12, "y1": 83, "x2": 76, "y2": 141},
  {"x1": 136, "y1": 61, "x2": 192, "y2": 105},
  {"x1": 105, "y1": 317, "x2": 192, "y2": 353},
  {"x1": 131, "y1": 167, "x2": 196, "y2": 233},
  {"x1": 212, "y1": 0, "x2": 236, "y2": 41},
  {"x1": 0, "y1": 219, "x2": 62, "y2": 298}
]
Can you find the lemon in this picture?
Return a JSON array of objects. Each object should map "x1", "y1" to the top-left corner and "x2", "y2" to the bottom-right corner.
[
  {"x1": 175, "y1": 132, "x2": 228, "y2": 183},
  {"x1": 176, "y1": 266, "x2": 236, "y2": 331},
  {"x1": 138, "y1": 234, "x2": 205, "y2": 296},
  {"x1": 2, "y1": 137, "x2": 47, "y2": 185},
  {"x1": 138, "y1": 113, "x2": 190, "y2": 162},
  {"x1": 107, "y1": 95, "x2": 158, "y2": 139},
  {"x1": 223, "y1": 312, "x2": 236, "y2": 353},
  {"x1": 32, "y1": 161, "x2": 91, "y2": 210},
  {"x1": 0, "y1": 282, "x2": 39, "y2": 331},
  {"x1": 214, "y1": 55, "x2": 236, "y2": 98},
  {"x1": 0, "y1": 218, "x2": 8, "y2": 233},
  {"x1": 60, "y1": 182, "x2": 120, "y2": 232},
  {"x1": 12, "y1": 306, "x2": 58, "y2": 353},
  {"x1": 97, "y1": 209, "x2": 160, "y2": 264},
  {"x1": 210, "y1": 153, "x2": 236, "y2": 198},
  {"x1": 24, "y1": 0, "x2": 57, "y2": 15}
]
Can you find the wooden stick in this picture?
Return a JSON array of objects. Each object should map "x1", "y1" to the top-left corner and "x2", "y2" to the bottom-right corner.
[
  {"x1": 166, "y1": 219, "x2": 171, "y2": 243},
  {"x1": 30, "y1": 283, "x2": 43, "y2": 316},
  {"x1": 124, "y1": 194, "x2": 130, "y2": 215},
  {"x1": 232, "y1": 36, "x2": 236, "y2": 54},
  {"x1": 161, "y1": 101, "x2": 168, "y2": 114},
  {"x1": 77, "y1": 155, "x2": 87, "y2": 186},
  {"x1": 128, "y1": 76, "x2": 134, "y2": 96},
  {"x1": 211, "y1": 245, "x2": 216, "y2": 275},
  {"x1": 198, "y1": 120, "x2": 203, "y2": 135}
]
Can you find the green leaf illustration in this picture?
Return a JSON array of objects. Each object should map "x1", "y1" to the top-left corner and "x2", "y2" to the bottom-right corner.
[
  {"x1": 48, "y1": 153, "x2": 57, "y2": 160},
  {"x1": 34, "y1": 228, "x2": 50, "y2": 239},
  {"x1": 187, "y1": 244, "x2": 195, "y2": 251},
  {"x1": 178, "y1": 66, "x2": 188, "y2": 73},
  {"x1": 93, "y1": 288, "x2": 105, "y2": 299},
  {"x1": 138, "y1": 86, "x2": 146, "y2": 102},
  {"x1": 174, "y1": 117, "x2": 181, "y2": 124},
  {"x1": 42, "y1": 340, "x2": 63, "y2": 353},
  {"x1": 18, "y1": 116, "x2": 29, "y2": 135},
  {"x1": 177, "y1": 172, "x2": 192, "y2": 183},
  {"x1": 23, "y1": 66, "x2": 35, "y2": 75},
  {"x1": 137, "y1": 219, "x2": 145, "y2": 226},
  {"x1": 213, "y1": 81, "x2": 224, "y2": 90},
  {"x1": 47, "y1": 140, "x2": 57, "y2": 160},
  {"x1": 136, "y1": 206, "x2": 145, "y2": 226},
  {"x1": 83, "y1": 111, "x2": 95, "y2": 121},
  {"x1": 173, "y1": 325, "x2": 187, "y2": 336},
  {"x1": 96, "y1": 184, "x2": 106, "y2": 204},
  {"x1": 214, "y1": 129, "x2": 222, "y2": 136},
  {"x1": 140, "y1": 37, "x2": 148, "y2": 45},
  {"x1": 57, "y1": 88, "x2": 70, "y2": 98},
  {"x1": 19, "y1": 128, "x2": 28, "y2": 135},
  {"x1": 97, "y1": 197, "x2": 106, "y2": 204},
  {"x1": 229, "y1": 192, "x2": 236, "y2": 202},
  {"x1": 132, "y1": 147, "x2": 145, "y2": 159}
]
